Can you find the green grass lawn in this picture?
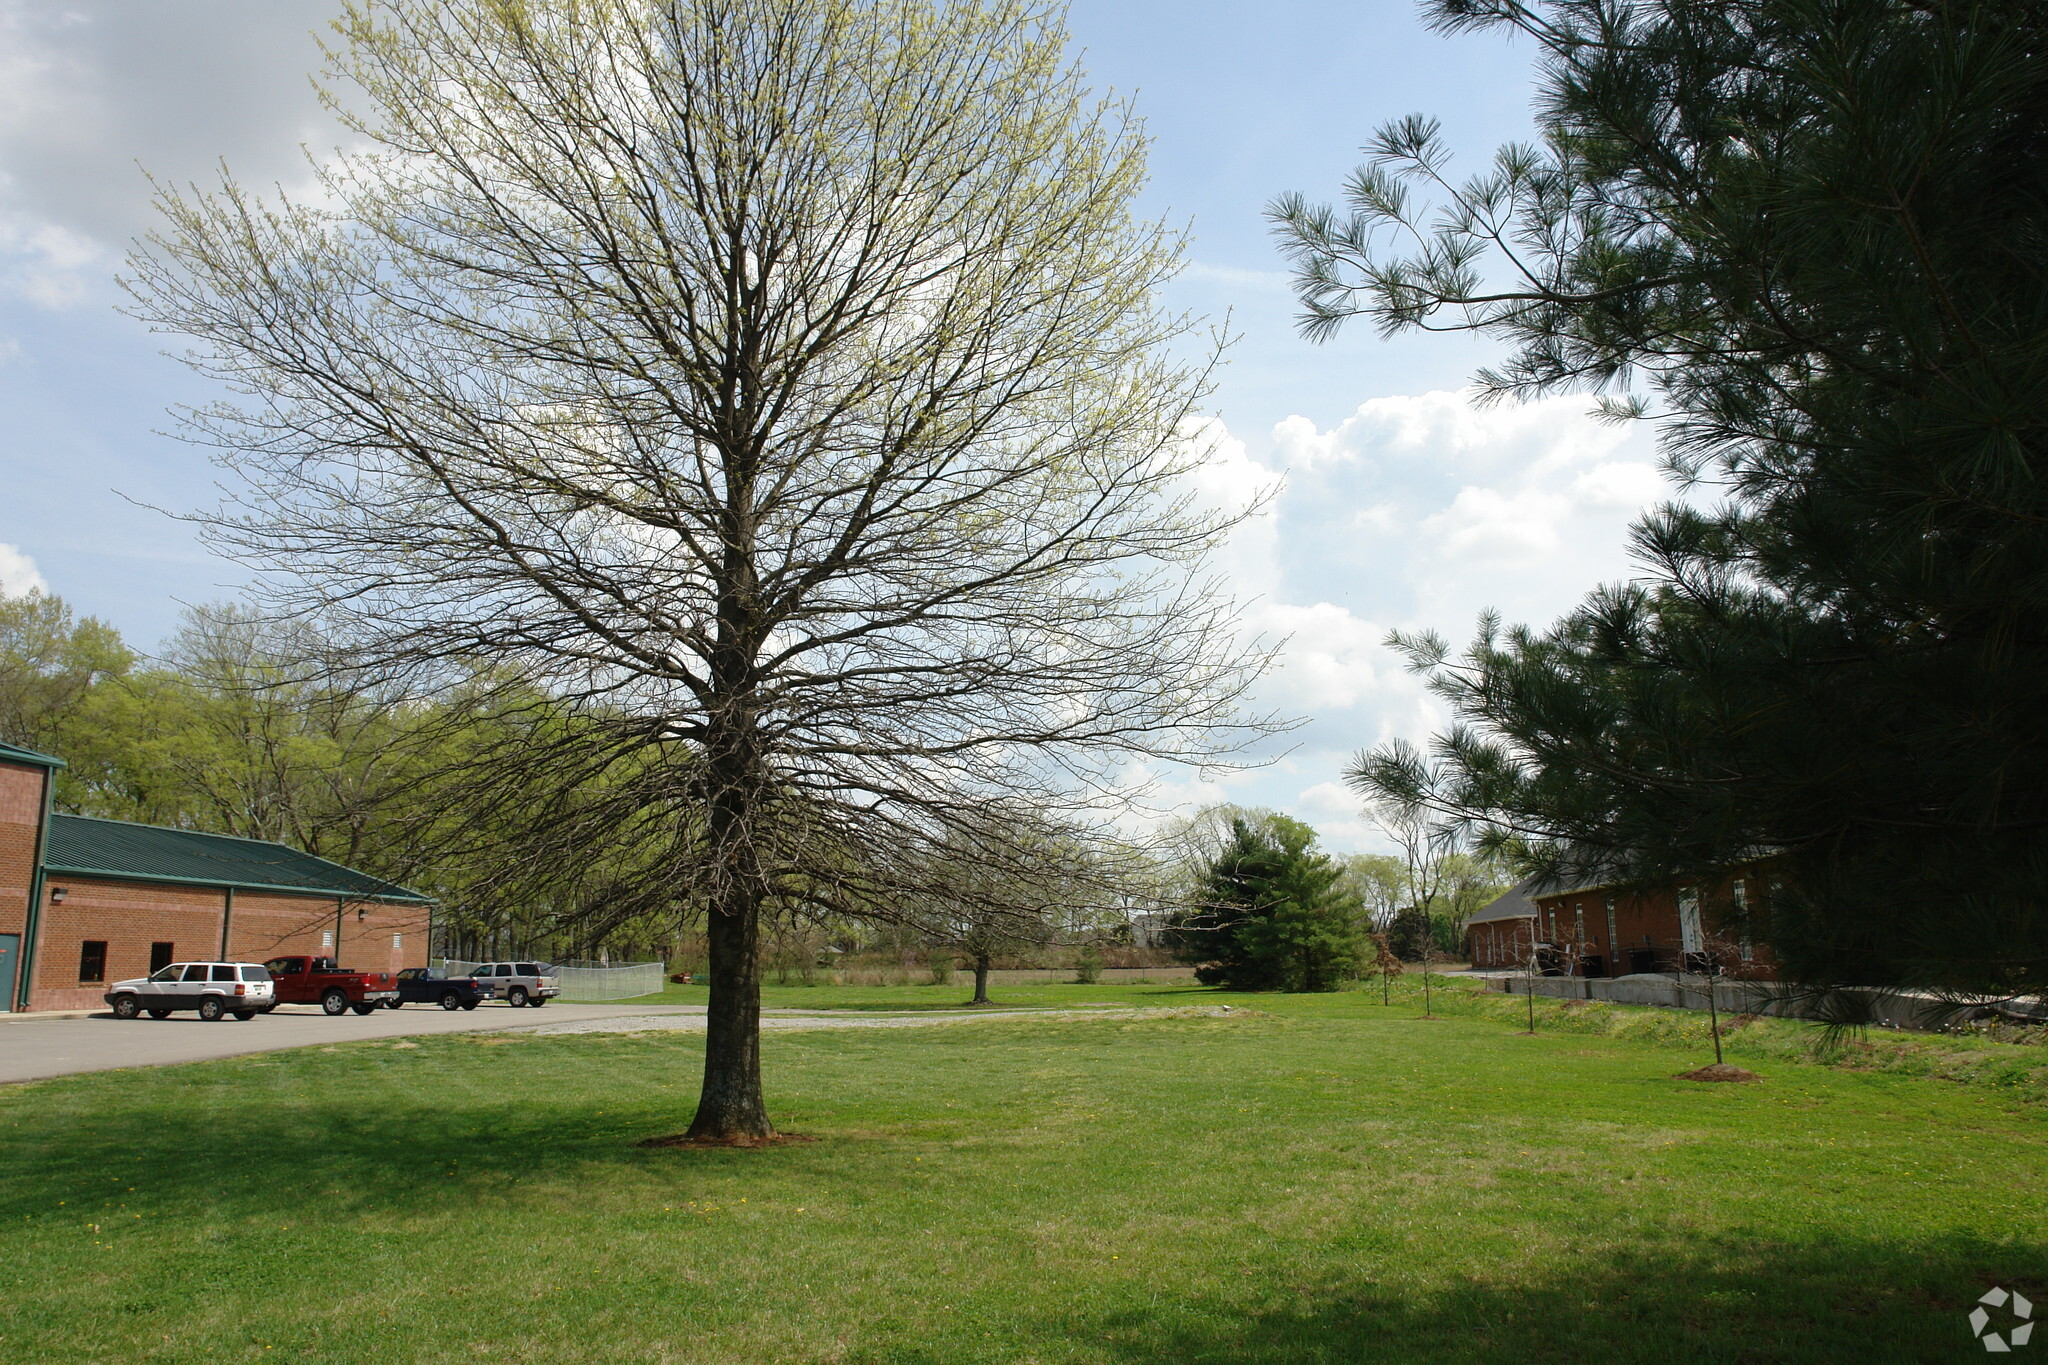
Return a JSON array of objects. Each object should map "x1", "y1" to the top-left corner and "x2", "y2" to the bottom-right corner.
[
  {"x1": 603, "y1": 977, "x2": 1212, "y2": 1010},
  {"x1": 2, "y1": 985, "x2": 2042, "y2": 1364}
]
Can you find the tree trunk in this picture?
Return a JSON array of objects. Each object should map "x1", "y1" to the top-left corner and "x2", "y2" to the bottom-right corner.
[
  {"x1": 684, "y1": 637, "x2": 773, "y2": 1142},
  {"x1": 684, "y1": 880, "x2": 773, "y2": 1142},
  {"x1": 970, "y1": 954, "x2": 992, "y2": 1005}
]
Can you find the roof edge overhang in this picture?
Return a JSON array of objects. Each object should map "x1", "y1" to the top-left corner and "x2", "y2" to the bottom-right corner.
[
  {"x1": 0, "y1": 743, "x2": 65, "y2": 770},
  {"x1": 1462, "y1": 907, "x2": 1539, "y2": 926},
  {"x1": 1530, "y1": 883, "x2": 1615, "y2": 902},
  {"x1": 39, "y1": 861, "x2": 436, "y2": 906}
]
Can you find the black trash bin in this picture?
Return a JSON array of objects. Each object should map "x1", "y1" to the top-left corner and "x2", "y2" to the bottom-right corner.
[
  {"x1": 1627, "y1": 948, "x2": 1657, "y2": 976},
  {"x1": 1581, "y1": 954, "x2": 1607, "y2": 979}
]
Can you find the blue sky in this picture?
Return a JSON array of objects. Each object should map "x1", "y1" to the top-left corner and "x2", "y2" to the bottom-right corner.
[{"x1": 0, "y1": 0, "x2": 1670, "y2": 852}]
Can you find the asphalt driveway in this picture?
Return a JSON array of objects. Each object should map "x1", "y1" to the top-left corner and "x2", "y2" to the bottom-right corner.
[{"x1": 0, "y1": 1001, "x2": 702, "y2": 1085}]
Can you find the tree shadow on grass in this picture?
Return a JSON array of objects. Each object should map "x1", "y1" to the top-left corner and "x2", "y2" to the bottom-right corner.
[
  {"x1": 1052, "y1": 1234, "x2": 2045, "y2": 1365},
  {"x1": 0, "y1": 1042, "x2": 826, "y2": 1223}
]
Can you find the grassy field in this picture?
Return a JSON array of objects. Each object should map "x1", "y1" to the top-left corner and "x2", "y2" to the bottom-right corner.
[{"x1": 2, "y1": 982, "x2": 2042, "y2": 1364}]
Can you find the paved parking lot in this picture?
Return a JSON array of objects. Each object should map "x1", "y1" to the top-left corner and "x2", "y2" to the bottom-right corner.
[{"x1": 0, "y1": 1001, "x2": 703, "y2": 1085}]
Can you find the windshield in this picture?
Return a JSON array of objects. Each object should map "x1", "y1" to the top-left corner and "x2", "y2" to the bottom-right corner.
[{"x1": 148, "y1": 966, "x2": 181, "y2": 983}]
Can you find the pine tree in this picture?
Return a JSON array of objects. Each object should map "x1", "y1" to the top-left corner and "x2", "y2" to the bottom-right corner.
[
  {"x1": 1173, "y1": 815, "x2": 1365, "y2": 992},
  {"x1": 1272, "y1": 0, "x2": 2048, "y2": 997}
]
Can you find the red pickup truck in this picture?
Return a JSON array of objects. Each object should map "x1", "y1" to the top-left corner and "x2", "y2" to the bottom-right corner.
[{"x1": 264, "y1": 956, "x2": 401, "y2": 1016}]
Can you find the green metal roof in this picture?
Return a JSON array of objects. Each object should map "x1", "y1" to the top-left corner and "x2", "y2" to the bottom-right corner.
[
  {"x1": 42, "y1": 813, "x2": 433, "y2": 904},
  {"x1": 0, "y1": 740, "x2": 65, "y2": 770}
]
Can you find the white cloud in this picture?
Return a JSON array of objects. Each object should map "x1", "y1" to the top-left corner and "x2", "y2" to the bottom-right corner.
[
  {"x1": 1181, "y1": 388, "x2": 1679, "y2": 852},
  {"x1": 0, "y1": 542, "x2": 46, "y2": 596},
  {"x1": 1572, "y1": 459, "x2": 1668, "y2": 509},
  {"x1": 0, "y1": 208, "x2": 111, "y2": 308},
  {"x1": 1251, "y1": 600, "x2": 1394, "y2": 713},
  {"x1": 1181, "y1": 415, "x2": 1283, "y2": 601},
  {"x1": 0, "y1": 0, "x2": 351, "y2": 305},
  {"x1": 1292, "y1": 779, "x2": 1379, "y2": 851},
  {"x1": 1420, "y1": 484, "x2": 1567, "y2": 562}
]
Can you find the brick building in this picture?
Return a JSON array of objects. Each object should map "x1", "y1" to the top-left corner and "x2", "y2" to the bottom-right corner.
[
  {"x1": 1528, "y1": 871, "x2": 1777, "y2": 980},
  {"x1": 2, "y1": 740, "x2": 434, "y2": 1013},
  {"x1": 1463, "y1": 878, "x2": 1541, "y2": 969}
]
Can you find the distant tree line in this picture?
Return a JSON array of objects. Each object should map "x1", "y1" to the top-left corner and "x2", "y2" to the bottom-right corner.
[{"x1": 0, "y1": 584, "x2": 688, "y2": 959}]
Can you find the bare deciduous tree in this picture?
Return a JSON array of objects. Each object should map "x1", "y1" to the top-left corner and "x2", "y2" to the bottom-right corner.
[
  {"x1": 129, "y1": 0, "x2": 1269, "y2": 1142},
  {"x1": 1347, "y1": 739, "x2": 1463, "y2": 1019}
]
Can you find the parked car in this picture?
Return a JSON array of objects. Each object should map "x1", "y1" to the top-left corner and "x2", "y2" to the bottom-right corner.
[
  {"x1": 392, "y1": 967, "x2": 490, "y2": 1011},
  {"x1": 470, "y1": 962, "x2": 560, "y2": 1007},
  {"x1": 105, "y1": 962, "x2": 275, "y2": 1021},
  {"x1": 264, "y1": 955, "x2": 400, "y2": 1015}
]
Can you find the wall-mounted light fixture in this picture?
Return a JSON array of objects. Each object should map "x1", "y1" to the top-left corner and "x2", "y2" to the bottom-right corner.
[
  {"x1": 49, "y1": 886, "x2": 67, "y2": 904},
  {"x1": 357, "y1": 905, "x2": 367, "y2": 920}
]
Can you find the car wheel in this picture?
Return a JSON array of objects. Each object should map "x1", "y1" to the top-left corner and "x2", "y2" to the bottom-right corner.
[
  {"x1": 351, "y1": 1002, "x2": 377, "y2": 1016},
  {"x1": 321, "y1": 989, "x2": 350, "y2": 1015},
  {"x1": 508, "y1": 987, "x2": 529, "y2": 1008},
  {"x1": 113, "y1": 994, "x2": 142, "y2": 1020},
  {"x1": 146, "y1": 1007, "x2": 171, "y2": 1019},
  {"x1": 439, "y1": 990, "x2": 461, "y2": 1011},
  {"x1": 198, "y1": 997, "x2": 226, "y2": 1022},
  {"x1": 461, "y1": 1000, "x2": 479, "y2": 1011},
  {"x1": 232, "y1": 1010, "x2": 255, "y2": 1021}
]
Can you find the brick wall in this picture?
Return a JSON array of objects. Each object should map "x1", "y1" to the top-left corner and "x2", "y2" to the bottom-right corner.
[
  {"x1": 0, "y1": 760, "x2": 42, "y2": 943},
  {"x1": 337, "y1": 898, "x2": 430, "y2": 975},
  {"x1": 1469, "y1": 917, "x2": 1536, "y2": 969},
  {"x1": 31, "y1": 876, "x2": 226, "y2": 1011},
  {"x1": 27, "y1": 875, "x2": 433, "y2": 1011},
  {"x1": 1533, "y1": 873, "x2": 1780, "y2": 979},
  {"x1": 226, "y1": 890, "x2": 429, "y2": 973}
]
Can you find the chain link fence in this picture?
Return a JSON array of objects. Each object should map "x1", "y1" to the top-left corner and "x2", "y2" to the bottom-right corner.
[{"x1": 440, "y1": 959, "x2": 668, "y2": 1002}]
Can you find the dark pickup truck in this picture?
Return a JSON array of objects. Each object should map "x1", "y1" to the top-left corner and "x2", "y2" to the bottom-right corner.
[
  {"x1": 264, "y1": 956, "x2": 400, "y2": 1015},
  {"x1": 391, "y1": 967, "x2": 490, "y2": 1011}
]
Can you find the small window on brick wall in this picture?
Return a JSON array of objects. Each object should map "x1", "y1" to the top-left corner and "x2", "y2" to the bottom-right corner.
[
  {"x1": 150, "y1": 942, "x2": 174, "y2": 974},
  {"x1": 79, "y1": 941, "x2": 108, "y2": 982}
]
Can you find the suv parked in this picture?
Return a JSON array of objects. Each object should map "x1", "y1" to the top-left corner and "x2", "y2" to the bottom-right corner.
[
  {"x1": 471, "y1": 962, "x2": 560, "y2": 1007},
  {"x1": 106, "y1": 962, "x2": 276, "y2": 1021},
  {"x1": 392, "y1": 967, "x2": 490, "y2": 1011}
]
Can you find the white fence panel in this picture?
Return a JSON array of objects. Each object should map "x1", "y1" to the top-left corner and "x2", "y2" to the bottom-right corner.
[
  {"x1": 554, "y1": 962, "x2": 666, "y2": 1001},
  {"x1": 440, "y1": 960, "x2": 668, "y2": 1001}
]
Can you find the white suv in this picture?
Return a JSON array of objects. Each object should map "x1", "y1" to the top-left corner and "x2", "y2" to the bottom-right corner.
[
  {"x1": 472, "y1": 962, "x2": 560, "y2": 1007},
  {"x1": 105, "y1": 962, "x2": 277, "y2": 1022}
]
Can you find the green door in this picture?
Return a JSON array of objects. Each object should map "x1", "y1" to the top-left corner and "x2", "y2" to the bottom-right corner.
[{"x1": 0, "y1": 934, "x2": 19, "y2": 1012}]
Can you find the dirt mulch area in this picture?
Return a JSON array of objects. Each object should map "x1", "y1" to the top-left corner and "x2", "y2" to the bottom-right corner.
[
  {"x1": 634, "y1": 1131, "x2": 819, "y2": 1149},
  {"x1": 1676, "y1": 1063, "x2": 1761, "y2": 1083}
]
